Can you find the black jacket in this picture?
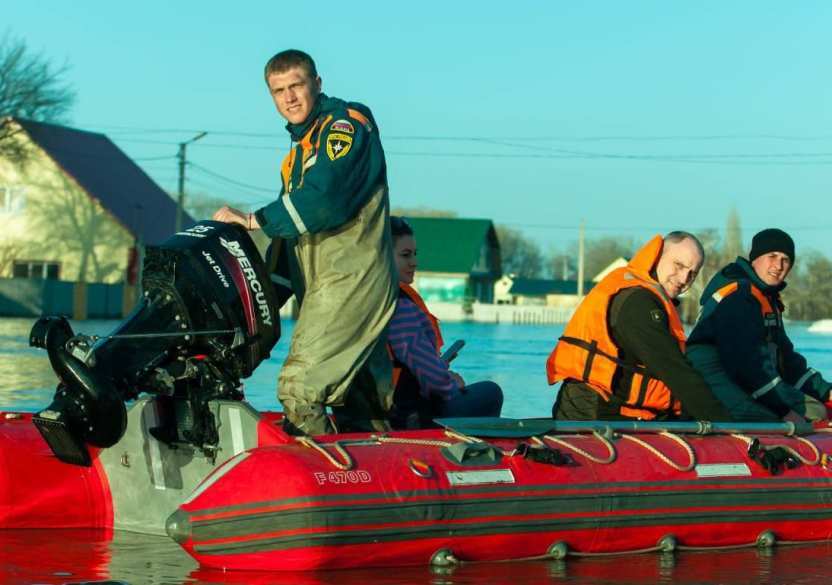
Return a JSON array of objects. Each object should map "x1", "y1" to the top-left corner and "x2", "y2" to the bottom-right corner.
[
  {"x1": 688, "y1": 257, "x2": 831, "y2": 416},
  {"x1": 554, "y1": 287, "x2": 732, "y2": 421}
]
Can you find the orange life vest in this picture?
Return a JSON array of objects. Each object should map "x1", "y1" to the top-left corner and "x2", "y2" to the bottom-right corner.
[
  {"x1": 546, "y1": 235, "x2": 685, "y2": 419},
  {"x1": 390, "y1": 283, "x2": 444, "y2": 388}
]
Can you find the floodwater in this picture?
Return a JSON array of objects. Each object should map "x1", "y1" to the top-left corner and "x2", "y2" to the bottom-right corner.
[{"x1": 2, "y1": 316, "x2": 832, "y2": 585}]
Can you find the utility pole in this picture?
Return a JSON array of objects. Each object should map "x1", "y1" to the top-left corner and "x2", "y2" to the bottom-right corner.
[
  {"x1": 577, "y1": 220, "x2": 585, "y2": 298},
  {"x1": 176, "y1": 131, "x2": 207, "y2": 232}
]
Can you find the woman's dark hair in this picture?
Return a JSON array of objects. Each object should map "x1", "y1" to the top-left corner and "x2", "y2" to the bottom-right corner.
[{"x1": 390, "y1": 216, "x2": 413, "y2": 238}]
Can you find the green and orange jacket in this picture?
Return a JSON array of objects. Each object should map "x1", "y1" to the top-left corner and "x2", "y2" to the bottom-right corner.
[{"x1": 254, "y1": 93, "x2": 386, "y2": 238}]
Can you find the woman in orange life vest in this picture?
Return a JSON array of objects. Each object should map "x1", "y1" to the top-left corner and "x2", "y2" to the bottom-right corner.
[{"x1": 387, "y1": 216, "x2": 503, "y2": 429}]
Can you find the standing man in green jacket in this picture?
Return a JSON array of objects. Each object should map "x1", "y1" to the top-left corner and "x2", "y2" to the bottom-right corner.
[{"x1": 213, "y1": 49, "x2": 397, "y2": 436}]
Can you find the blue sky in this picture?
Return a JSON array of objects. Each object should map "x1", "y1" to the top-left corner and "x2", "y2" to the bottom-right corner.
[{"x1": 7, "y1": 1, "x2": 832, "y2": 258}]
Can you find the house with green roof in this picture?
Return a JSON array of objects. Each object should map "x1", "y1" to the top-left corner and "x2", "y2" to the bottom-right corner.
[
  {"x1": 494, "y1": 275, "x2": 595, "y2": 306},
  {"x1": 406, "y1": 217, "x2": 501, "y2": 304}
]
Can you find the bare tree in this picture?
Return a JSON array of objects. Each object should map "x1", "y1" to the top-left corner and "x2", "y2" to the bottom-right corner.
[
  {"x1": 546, "y1": 248, "x2": 575, "y2": 280},
  {"x1": 390, "y1": 206, "x2": 458, "y2": 218},
  {"x1": 782, "y1": 251, "x2": 832, "y2": 320},
  {"x1": 722, "y1": 207, "x2": 743, "y2": 263},
  {"x1": 564, "y1": 236, "x2": 635, "y2": 281},
  {"x1": 496, "y1": 225, "x2": 543, "y2": 278},
  {"x1": 186, "y1": 191, "x2": 272, "y2": 255},
  {"x1": 679, "y1": 228, "x2": 722, "y2": 323},
  {"x1": 0, "y1": 34, "x2": 76, "y2": 164}
]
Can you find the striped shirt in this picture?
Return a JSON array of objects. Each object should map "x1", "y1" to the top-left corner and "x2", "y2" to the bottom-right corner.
[{"x1": 388, "y1": 296, "x2": 459, "y2": 400}]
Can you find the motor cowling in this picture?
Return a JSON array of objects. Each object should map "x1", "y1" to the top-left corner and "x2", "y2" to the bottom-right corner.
[{"x1": 31, "y1": 221, "x2": 283, "y2": 465}]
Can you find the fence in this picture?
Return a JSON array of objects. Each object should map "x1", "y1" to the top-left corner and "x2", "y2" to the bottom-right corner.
[{"x1": 0, "y1": 278, "x2": 136, "y2": 319}]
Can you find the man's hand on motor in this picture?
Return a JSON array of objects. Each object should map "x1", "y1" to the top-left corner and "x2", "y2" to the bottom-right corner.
[{"x1": 212, "y1": 206, "x2": 260, "y2": 230}]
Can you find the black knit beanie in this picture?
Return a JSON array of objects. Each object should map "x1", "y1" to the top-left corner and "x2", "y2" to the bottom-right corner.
[{"x1": 749, "y1": 228, "x2": 795, "y2": 264}]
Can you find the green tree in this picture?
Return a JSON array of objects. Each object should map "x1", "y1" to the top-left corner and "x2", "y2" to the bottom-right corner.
[{"x1": 0, "y1": 35, "x2": 75, "y2": 164}]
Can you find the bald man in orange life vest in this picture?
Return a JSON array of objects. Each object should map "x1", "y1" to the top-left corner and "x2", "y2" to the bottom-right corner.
[{"x1": 547, "y1": 232, "x2": 731, "y2": 421}]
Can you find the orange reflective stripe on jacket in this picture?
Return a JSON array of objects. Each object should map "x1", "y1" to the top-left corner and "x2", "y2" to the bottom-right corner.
[
  {"x1": 390, "y1": 283, "x2": 444, "y2": 388},
  {"x1": 279, "y1": 115, "x2": 333, "y2": 193},
  {"x1": 711, "y1": 280, "x2": 779, "y2": 334},
  {"x1": 546, "y1": 235, "x2": 684, "y2": 419}
]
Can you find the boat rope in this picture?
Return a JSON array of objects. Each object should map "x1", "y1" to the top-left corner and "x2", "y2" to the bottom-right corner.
[
  {"x1": 566, "y1": 545, "x2": 670, "y2": 557},
  {"x1": 374, "y1": 435, "x2": 455, "y2": 448},
  {"x1": 537, "y1": 431, "x2": 617, "y2": 465},
  {"x1": 730, "y1": 433, "x2": 821, "y2": 466},
  {"x1": 444, "y1": 429, "x2": 479, "y2": 444},
  {"x1": 372, "y1": 432, "x2": 521, "y2": 457},
  {"x1": 295, "y1": 436, "x2": 354, "y2": 470},
  {"x1": 448, "y1": 533, "x2": 832, "y2": 566},
  {"x1": 619, "y1": 431, "x2": 696, "y2": 472}
]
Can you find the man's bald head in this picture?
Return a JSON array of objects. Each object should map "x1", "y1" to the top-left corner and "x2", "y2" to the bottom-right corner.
[{"x1": 655, "y1": 231, "x2": 705, "y2": 299}]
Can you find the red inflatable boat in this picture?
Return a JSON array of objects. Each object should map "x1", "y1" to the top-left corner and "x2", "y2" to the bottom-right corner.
[
  {"x1": 4, "y1": 221, "x2": 832, "y2": 572},
  {"x1": 4, "y1": 399, "x2": 832, "y2": 571}
]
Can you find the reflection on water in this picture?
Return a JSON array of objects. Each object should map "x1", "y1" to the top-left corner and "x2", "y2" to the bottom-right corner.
[
  {"x1": 2, "y1": 317, "x2": 832, "y2": 584},
  {"x1": 0, "y1": 318, "x2": 127, "y2": 412},
  {"x1": 3, "y1": 529, "x2": 832, "y2": 585}
]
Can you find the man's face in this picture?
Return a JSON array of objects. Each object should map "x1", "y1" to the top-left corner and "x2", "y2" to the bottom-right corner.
[
  {"x1": 751, "y1": 251, "x2": 792, "y2": 287},
  {"x1": 267, "y1": 66, "x2": 321, "y2": 125},
  {"x1": 654, "y1": 238, "x2": 703, "y2": 299}
]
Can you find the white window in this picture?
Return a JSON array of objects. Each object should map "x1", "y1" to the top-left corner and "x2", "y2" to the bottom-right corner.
[
  {"x1": 13, "y1": 260, "x2": 60, "y2": 280},
  {"x1": 0, "y1": 185, "x2": 26, "y2": 213}
]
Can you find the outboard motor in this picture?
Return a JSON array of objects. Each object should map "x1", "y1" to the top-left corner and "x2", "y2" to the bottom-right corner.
[{"x1": 30, "y1": 221, "x2": 284, "y2": 465}]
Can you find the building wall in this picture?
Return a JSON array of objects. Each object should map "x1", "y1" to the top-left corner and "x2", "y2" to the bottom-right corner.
[
  {"x1": 414, "y1": 272, "x2": 469, "y2": 303},
  {"x1": 493, "y1": 275, "x2": 514, "y2": 304},
  {"x1": 545, "y1": 293, "x2": 584, "y2": 311},
  {"x1": 0, "y1": 132, "x2": 134, "y2": 283},
  {"x1": 514, "y1": 294, "x2": 547, "y2": 306}
]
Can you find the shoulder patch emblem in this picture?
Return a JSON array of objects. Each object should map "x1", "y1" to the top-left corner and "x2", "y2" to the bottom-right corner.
[
  {"x1": 326, "y1": 132, "x2": 353, "y2": 161},
  {"x1": 650, "y1": 309, "x2": 665, "y2": 323},
  {"x1": 330, "y1": 119, "x2": 355, "y2": 134}
]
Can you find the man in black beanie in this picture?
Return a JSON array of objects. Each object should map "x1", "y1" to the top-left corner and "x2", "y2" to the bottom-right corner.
[{"x1": 687, "y1": 228, "x2": 832, "y2": 422}]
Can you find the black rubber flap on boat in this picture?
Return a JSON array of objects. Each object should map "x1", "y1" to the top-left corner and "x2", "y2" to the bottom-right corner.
[
  {"x1": 441, "y1": 441, "x2": 502, "y2": 466},
  {"x1": 32, "y1": 410, "x2": 92, "y2": 466},
  {"x1": 435, "y1": 417, "x2": 558, "y2": 439}
]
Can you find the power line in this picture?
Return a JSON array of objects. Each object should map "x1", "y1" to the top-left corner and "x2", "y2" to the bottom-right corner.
[
  {"x1": 503, "y1": 222, "x2": 832, "y2": 233},
  {"x1": 82, "y1": 123, "x2": 832, "y2": 142},
  {"x1": 187, "y1": 162, "x2": 277, "y2": 194},
  {"x1": 384, "y1": 150, "x2": 832, "y2": 165},
  {"x1": 134, "y1": 155, "x2": 177, "y2": 162}
]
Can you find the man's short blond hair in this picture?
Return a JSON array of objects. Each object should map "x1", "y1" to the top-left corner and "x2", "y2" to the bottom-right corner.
[{"x1": 264, "y1": 49, "x2": 317, "y2": 82}]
